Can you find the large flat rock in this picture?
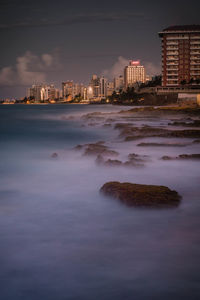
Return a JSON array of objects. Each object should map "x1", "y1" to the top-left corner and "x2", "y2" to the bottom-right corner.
[{"x1": 100, "y1": 182, "x2": 181, "y2": 207}]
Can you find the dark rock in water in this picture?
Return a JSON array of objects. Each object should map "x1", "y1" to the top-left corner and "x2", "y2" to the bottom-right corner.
[
  {"x1": 84, "y1": 144, "x2": 118, "y2": 157},
  {"x1": 104, "y1": 159, "x2": 123, "y2": 166},
  {"x1": 123, "y1": 161, "x2": 144, "y2": 168},
  {"x1": 179, "y1": 154, "x2": 200, "y2": 159},
  {"x1": 51, "y1": 153, "x2": 58, "y2": 158},
  {"x1": 161, "y1": 130, "x2": 200, "y2": 138},
  {"x1": 168, "y1": 120, "x2": 200, "y2": 127},
  {"x1": 161, "y1": 154, "x2": 200, "y2": 160},
  {"x1": 128, "y1": 153, "x2": 148, "y2": 162},
  {"x1": 137, "y1": 142, "x2": 188, "y2": 147},
  {"x1": 74, "y1": 141, "x2": 118, "y2": 157},
  {"x1": 100, "y1": 182, "x2": 181, "y2": 207},
  {"x1": 193, "y1": 139, "x2": 200, "y2": 144},
  {"x1": 161, "y1": 156, "x2": 172, "y2": 160}
]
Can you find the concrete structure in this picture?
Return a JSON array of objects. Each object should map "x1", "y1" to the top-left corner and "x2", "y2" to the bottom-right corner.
[
  {"x1": 124, "y1": 61, "x2": 146, "y2": 89},
  {"x1": 159, "y1": 25, "x2": 200, "y2": 87}
]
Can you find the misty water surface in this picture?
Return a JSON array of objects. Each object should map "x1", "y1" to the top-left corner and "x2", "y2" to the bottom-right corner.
[{"x1": 0, "y1": 104, "x2": 200, "y2": 300}]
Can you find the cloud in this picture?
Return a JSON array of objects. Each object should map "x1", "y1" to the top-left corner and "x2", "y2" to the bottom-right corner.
[
  {"x1": 102, "y1": 57, "x2": 161, "y2": 80},
  {"x1": 144, "y1": 62, "x2": 161, "y2": 76},
  {"x1": 102, "y1": 56, "x2": 129, "y2": 79},
  {"x1": 0, "y1": 51, "x2": 60, "y2": 86},
  {"x1": 0, "y1": 12, "x2": 145, "y2": 30}
]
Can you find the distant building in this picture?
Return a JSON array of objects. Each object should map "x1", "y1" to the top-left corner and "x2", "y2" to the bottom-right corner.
[
  {"x1": 107, "y1": 81, "x2": 114, "y2": 96},
  {"x1": 114, "y1": 75, "x2": 124, "y2": 91},
  {"x1": 124, "y1": 61, "x2": 146, "y2": 89},
  {"x1": 159, "y1": 25, "x2": 200, "y2": 86},
  {"x1": 62, "y1": 81, "x2": 74, "y2": 101},
  {"x1": 99, "y1": 77, "x2": 107, "y2": 98},
  {"x1": 90, "y1": 75, "x2": 100, "y2": 98}
]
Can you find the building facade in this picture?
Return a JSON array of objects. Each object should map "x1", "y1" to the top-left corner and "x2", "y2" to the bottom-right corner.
[
  {"x1": 159, "y1": 25, "x2": 200, "y2": 86},
  {"x1": 124, "y1": 61, "x2": 146, "y2": 89},
  {"x1": 114, "y1": 75, "x2": 124, "y2": 91}
]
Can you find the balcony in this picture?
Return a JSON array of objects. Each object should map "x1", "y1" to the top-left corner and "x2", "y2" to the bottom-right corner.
[
  {"x1": 190, "y1": 51, "x2": 200, "y2": 55},
  {"x1": 166, "y1": 51, "x2": 179, "y2": 55},
  {"x1": 190, "y1": 61, "x2": 200, "y2": 65},
  {"x1": 166, "y1": 41, "x2": 178, "y2": 45},
  {"x1": 166, "y1": 62, "x2": 178, "y2": 65},
  {"x1": 190, "y1": 36, "x2": 200, "y2": 39},
  {"x1": 166, "y1": 68, "x2": 178, "y2": 71},
  {"x1": 190, "y1": 41, "x2": 200, "y2": 44},
  {"x1": 190, "y1": 46, "x2": 200, "y2": 49}
]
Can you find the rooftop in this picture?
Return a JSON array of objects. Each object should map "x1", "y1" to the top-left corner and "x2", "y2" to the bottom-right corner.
[{"x1": 162, "y1": 25, "x2": 200, "y2": 32}]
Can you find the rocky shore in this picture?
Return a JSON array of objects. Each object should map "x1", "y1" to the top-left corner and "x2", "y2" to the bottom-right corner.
[{"x1": 52, "y1": 105, "x2": 200, "y2": 208}]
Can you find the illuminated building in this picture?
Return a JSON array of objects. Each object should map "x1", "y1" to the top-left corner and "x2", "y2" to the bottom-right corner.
[
  {"x1": 107, "y1": 81, "x2": 114, "y2": 96},
  {"x1": 159, "y1": 25, "x2": 200, "y2": 86},
  {"x1": 124, "y1": 61, "x2": 146, "y2": 89},
  {"x1": 62, "y1": 81, "x2": 74, "y2": 100}
]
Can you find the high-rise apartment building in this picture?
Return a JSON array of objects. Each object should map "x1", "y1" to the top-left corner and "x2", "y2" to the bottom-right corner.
[
  {"x1": 27, "y1": 84, "x2": 57, "y2": 101},
  {"x1": 159, "y1": 25, "x2": 200, "y2": 86},
  {"x1": 124, "y1": 61, "x2": 146, "y2": 89},
  {"x1": 62, "y1": 81, "x2": 74, "y2": 100},
  {"x1": 99, "y1": 77, "x2": 107, "y2": 98},
  {"x1": 90, "y1": 75, "x2": 100, "y2": 98}
]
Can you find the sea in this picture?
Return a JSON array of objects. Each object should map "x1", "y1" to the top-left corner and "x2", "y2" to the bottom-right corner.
[{"x1": 0, "y1": 104, "x2": 200, "y2": 300}]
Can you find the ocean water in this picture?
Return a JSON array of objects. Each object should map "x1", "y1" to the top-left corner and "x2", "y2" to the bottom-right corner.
[{"x1": 0, "y1": 104, "x2": 200, "y2": 300}]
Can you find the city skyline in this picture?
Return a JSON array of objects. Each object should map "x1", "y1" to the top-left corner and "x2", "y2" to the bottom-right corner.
[{"x1": 0, "y1": 0, "x2": 200, "y2": 98}]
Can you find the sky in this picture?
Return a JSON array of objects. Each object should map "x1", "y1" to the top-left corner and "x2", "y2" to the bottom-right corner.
[{"x1": 0, "y1": 0, "x2": 200, "y2": 98}]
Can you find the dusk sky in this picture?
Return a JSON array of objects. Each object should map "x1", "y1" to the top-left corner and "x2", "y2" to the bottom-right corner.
[{"x1": 0, "y1": 0, "x2": 200, "y2": 98}]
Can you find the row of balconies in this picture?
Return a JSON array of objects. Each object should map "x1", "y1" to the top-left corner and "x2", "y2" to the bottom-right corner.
[
  {"x1": 190, "y1": 36, "x2": 200, "y2": 39},
  {"x1": 190, "y1": 46, "x2": 200, "y2": 49}
]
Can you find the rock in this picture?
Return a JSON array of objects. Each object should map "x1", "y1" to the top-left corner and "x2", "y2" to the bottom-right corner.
[
  {"x1": 161, "y1": 130, "x2": 200, "y2": 138},
  {"x1": 168, "y1": 120, "x2": 200, "y2": 127},
  {"x1": 125, "y1": 129, "x2": 200, "y2": 141},
  {"x1": 161, "y1": 156, "x2": 173, "y2": 160},
  {"x1": 84, "y1": 144, "x2": 118, "y2": 157},
  {"x1": 161, "y1": 154, "x2": 200, "y2": 160},
  {"x1": 100, "y1": 182, "x2": 181, "y2": 207},
  {"x1": 179, "y1": 154, "x2": 200, "y2": 159},
  {"x1": 74, "y1": 141, "x2": 118, "y2": 157},
  {"x1": 123, "y1": 161, "x2": 144, "y2": 168},
  {"x1": 137, "y1": 142, "x2": 188, "y2": 147},
  {"x1": 193, "y1": 140, "x2": 200, "y2": 144},
  {"x1": 104, "y1": 159, "x2": 123, "y2": 166},
  {"x1": 51, "y1": 153, "x2": 58, "y2": 158}
]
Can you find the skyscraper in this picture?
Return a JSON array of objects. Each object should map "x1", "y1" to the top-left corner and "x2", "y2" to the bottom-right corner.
[
  {"x1": 124, "y1": 61, "x2": 146, "y2": 89},
  {"x1": 159, "y1": 25, "x2": 200, "y2": 86}
]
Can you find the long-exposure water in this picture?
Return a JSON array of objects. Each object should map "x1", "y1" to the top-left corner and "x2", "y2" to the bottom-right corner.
[{"x1": 0, "y1": 104, "x2": 200, "y2": 300}]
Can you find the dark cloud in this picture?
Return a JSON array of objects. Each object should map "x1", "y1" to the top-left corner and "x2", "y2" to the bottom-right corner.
[{"x1": 0, "y1": 12, "x2": 145, "y2": 30}]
